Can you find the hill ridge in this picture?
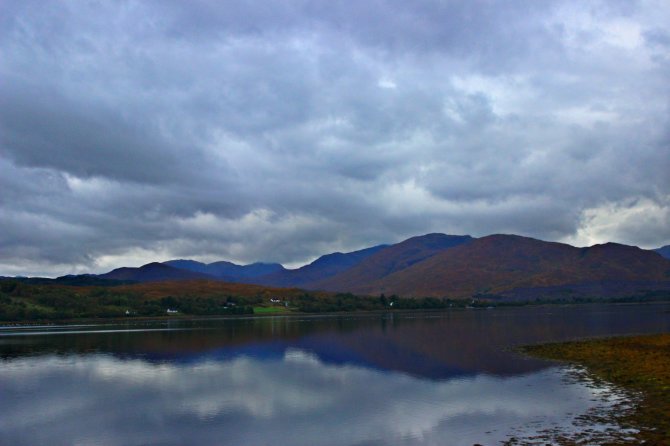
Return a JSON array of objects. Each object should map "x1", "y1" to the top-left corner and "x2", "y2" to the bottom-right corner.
[{"x1": 341, "y1": 234, "x2": 670, "y2": 298}]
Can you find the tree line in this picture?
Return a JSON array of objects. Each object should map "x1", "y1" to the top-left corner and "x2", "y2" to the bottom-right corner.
[{"x1": 1, "y1": 278, "x2": 668, "y2": 322}]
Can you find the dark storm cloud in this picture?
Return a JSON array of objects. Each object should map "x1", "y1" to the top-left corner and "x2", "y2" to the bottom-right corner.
[{"x1": 0, "y1": 0, "x2": 668, "y2": 276}]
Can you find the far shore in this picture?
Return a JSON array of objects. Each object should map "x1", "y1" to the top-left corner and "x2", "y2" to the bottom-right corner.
[{"x1": 2, "y1": 299, "x2": 669, "y2": 328}]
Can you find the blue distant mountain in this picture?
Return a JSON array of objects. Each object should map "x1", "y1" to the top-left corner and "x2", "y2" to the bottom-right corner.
[
  {"x1": 99, "y1": 262, "x2": 216, "y2": 282},
  {"x1": 256, "y1": 244, "x2": 389, "y2": 287},
  {"x1": 655, "y1": 245, "x2": 670, "y2": 260},
  {"x1": 117, "y1": 235, "x2": 472, "y2": 287},
  {"x1": 163, "y1": 259, "x2": 285, "y2": 282},
  {"x1": 161, "y1": 259, "x2": 212, "y2": 275}
]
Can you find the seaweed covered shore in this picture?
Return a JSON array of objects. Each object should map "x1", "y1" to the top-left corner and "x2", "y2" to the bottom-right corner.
[{"x1": 522, "y1": 333, "x2": 670, "y2": 445}]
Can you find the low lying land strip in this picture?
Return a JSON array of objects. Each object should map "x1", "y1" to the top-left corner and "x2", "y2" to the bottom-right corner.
[
  {"x1": 2, "y1": 277, "x2": 670, "y2": 324},
  {"x1": 522, "y1": 333, "x2": 670, "y2": 445}
]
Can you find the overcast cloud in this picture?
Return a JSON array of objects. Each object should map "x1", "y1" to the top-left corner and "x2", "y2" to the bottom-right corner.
[{"x1": 1, "y1": 0, "x2": 669, "y2": 276}]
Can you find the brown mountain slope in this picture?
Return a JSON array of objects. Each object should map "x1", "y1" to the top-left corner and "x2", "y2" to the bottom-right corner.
[
  {"x1": 331, "y1": 234, "x2": 670, "y2": 298},
  {"x1": 305, "y1": 234, "x2": 473, "y2": 291},
  {"x1": 114, "y1": 280, "x2": 331, "y2": 300}
]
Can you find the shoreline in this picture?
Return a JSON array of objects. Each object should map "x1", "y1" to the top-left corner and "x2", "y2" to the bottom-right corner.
[
  {"x1": 1, "y1": 299, "x2": 669, "y2": 328},
  {"x1": 521, "y1": 333, "x2": 670, "y2": 445}
]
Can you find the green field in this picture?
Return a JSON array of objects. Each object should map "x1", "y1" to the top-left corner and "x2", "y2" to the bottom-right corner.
[{"x1": 253, "y1": 306, "x2": 289, "y2": 314}]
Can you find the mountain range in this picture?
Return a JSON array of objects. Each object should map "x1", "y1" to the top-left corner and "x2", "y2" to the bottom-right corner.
[
  {"x1": 163, "y1": 260, "x2": 285, "y2": 282},
  {"x1": 340, "y1": 235, "x2": 670, "y2": 298},
  {"x1": 55, "y1": 234, "x2": 670, "y2": 300},
  {"x1": 655, "y1": 245, "x2": 670, "y2": 260},
  {"x1": 98, "y1": 262, "x2": 215, "y2": 282}
]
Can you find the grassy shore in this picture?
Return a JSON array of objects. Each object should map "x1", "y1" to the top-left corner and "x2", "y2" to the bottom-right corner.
[{"x1": 522, "y1": 333, "x2": 670, "y2": 445}]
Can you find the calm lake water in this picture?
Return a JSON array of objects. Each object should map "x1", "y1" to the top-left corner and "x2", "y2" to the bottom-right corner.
[{"x1": 1, "y1": 303, "x2": 669, "y2": 445}]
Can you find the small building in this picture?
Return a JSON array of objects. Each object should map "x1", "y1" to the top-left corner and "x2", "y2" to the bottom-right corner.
[
  {"x1": 166, "y1": 309, "x2": 179, "y2": 314},
  {"x1": 270, "y1": 298, "x2": 281, "y2": 303}
]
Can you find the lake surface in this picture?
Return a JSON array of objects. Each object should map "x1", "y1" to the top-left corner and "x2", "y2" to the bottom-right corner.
[{"x1": 1, "y1": 303, "x2": 669, "y2": 445}]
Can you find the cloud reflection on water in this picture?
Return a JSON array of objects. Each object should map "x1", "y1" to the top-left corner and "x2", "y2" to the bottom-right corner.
[{"x1": 0, "y1": 349, "x2": 623, "y2": 446}]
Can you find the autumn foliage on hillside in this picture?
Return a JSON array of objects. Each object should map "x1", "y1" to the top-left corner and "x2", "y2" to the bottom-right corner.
[
  {"x1": 115, "y1": 280, "x2": 327, "y2": 300},
  {"x1": 0, "y1": 279, "x2": 326, "y2": 321},
  {"x1": 329, "y1": 235, "x2": 670, "y2": 298}
]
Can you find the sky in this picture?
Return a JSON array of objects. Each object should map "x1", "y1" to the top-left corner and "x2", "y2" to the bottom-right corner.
[{"x1": 1, "y1": 0, "x2": 669, "y2": 277}]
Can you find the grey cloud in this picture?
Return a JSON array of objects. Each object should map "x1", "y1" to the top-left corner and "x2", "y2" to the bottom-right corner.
[
  {"x1": 0, "y1": 81, "x2": 199, "y2": 184},
  {"x1": 0, "y1": 0, "x2": 668, "y2": 275}
]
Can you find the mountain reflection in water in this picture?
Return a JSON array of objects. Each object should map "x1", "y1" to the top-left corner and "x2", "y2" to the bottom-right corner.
[
  {"x1": 0, "y1": 351, "x2": 624, "y2": 446},
  {"x1": 0, "y1": 304, "x2": 668, "y2": 445}
]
